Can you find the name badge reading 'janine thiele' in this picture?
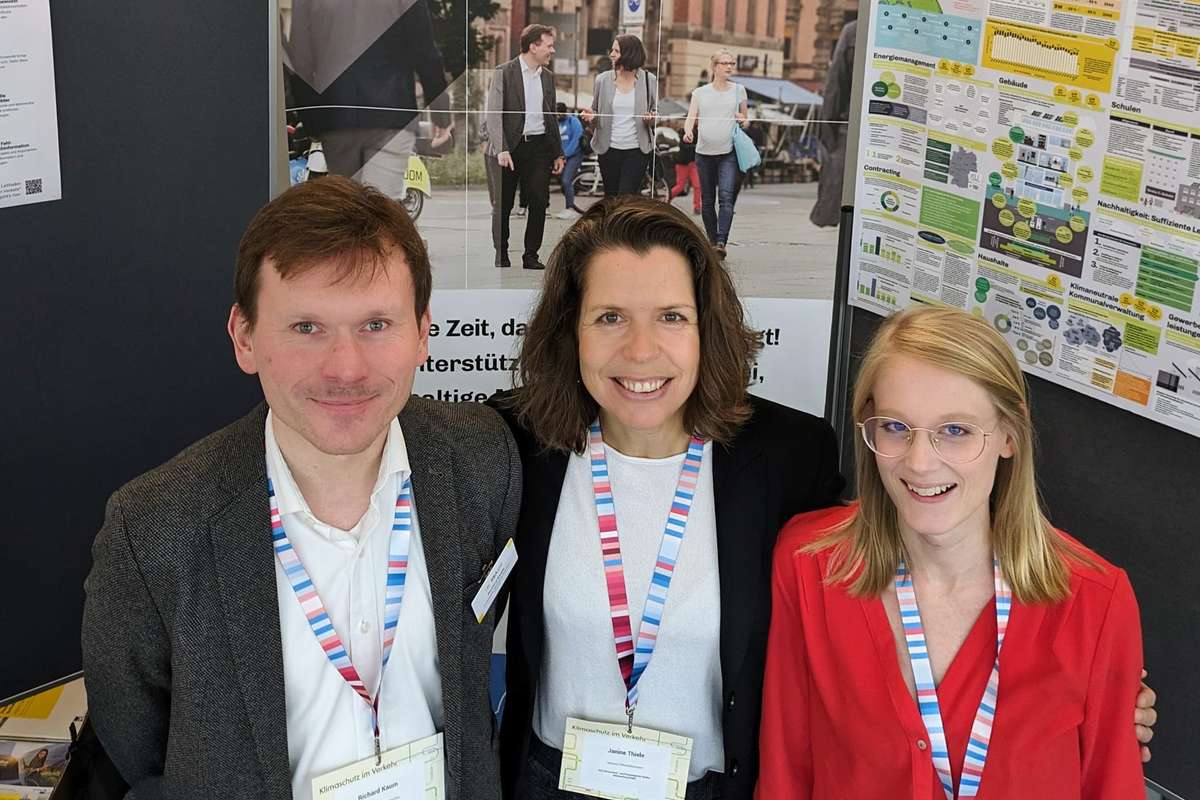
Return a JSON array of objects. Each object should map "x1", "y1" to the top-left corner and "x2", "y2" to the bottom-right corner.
[
  {"x1": 311, "y1": 732, "x2": 445, "y2": 800},
  {"x1": 559, "y1": 718, "x2": 693, "y2": 800}
]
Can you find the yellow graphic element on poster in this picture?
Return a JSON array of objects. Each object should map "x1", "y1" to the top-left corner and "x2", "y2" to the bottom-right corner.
[
  {"x1": 1100, "y1": 155, "x2": 1143, "y2": 202},
  {"x1": 0, "y1": 685, "x2": 64, "y2": 720},
  {"x1": 982, "y1": 20, "x2": 1119, "y2": 92},
  {"x1": 1052, "y1": 0, "x2": 1121, "y2": 21}
]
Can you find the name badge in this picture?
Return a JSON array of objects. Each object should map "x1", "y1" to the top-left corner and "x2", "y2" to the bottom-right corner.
[
  {"x1": 471, "y1": 538, "x2": 518, "y2": 622},
  {"x1": 558, "y1": 717, "x2": 693, "y2": 800},
  {"x1": 311, "y1": 732, "x2": 445, "y2": 800}
]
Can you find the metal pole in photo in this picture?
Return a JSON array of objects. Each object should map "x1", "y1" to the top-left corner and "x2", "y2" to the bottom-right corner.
[
  {"x1": 824, "y1": 203, "x2": 856, "y2": 467},
  {"x1": 573, "y1": 8, "x2": 580, "y2": 108}
]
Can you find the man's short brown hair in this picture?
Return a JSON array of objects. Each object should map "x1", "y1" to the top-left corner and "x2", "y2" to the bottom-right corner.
[
  {"x1": 506, "y1": 196, "x2": 764, "y2": 453},
  {"x1": 233, "y1": 176, "x2": 432, "y2": 325},
  {"x1": 520, "y1": 24, "x2": 556, "y2": 53}
]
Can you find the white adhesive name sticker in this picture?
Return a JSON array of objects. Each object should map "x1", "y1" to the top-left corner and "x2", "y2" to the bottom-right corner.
[{"x1": 471, "y1": 538, "x2": 518, "y2": 622}]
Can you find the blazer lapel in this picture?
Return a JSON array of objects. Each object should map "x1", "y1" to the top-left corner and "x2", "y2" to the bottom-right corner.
[
  {"x1": 209, "y1": 407, "x2": 292, "y2": 799},
  {"x1": 712, "y1": 430, "x2": 767, "y2": 692},
  {"x1": 511, "y1": 59, "x2": 526, "y2": 114},
  {"x1": 401, "y1": 414, "x2": 465, "y2": 789}
]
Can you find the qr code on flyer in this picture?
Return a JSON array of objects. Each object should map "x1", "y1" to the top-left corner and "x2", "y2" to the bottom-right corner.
[{"x1": 26, "y1": 178, "x2": 43, "y2": 195}]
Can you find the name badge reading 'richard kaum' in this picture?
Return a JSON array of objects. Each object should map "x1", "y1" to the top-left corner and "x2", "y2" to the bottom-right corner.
[
  {"x1": 311, "y1": 732, "x2": 444, "y2": 800},
  {"x1": 559, "y1": 718, "x2": 692, "y2": 800}
]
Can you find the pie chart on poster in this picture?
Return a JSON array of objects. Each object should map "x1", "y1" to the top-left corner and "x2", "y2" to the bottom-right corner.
[{"x1": 994, "y1": 314, "x2": 1012, "y2": 333}]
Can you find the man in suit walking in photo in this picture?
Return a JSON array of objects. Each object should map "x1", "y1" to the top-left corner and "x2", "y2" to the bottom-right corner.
[
  {"x1": 486, "y1": 24, "x2": 565, "y2": 270},
  {"x1": 82, "y1": 176, "x2": 521, "y2": 800}
]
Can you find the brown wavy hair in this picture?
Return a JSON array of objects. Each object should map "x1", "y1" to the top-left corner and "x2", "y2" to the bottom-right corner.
[
  {"x1": 613, "y1": 34, "x2": 647, "y2": 71},
  {"x1": 507, "y1": 196, "x2": 763, "y2": 453}
]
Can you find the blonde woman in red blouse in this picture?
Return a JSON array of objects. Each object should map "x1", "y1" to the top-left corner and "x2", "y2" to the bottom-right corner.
[{"x1": 758, "y1": 305, "x2": 1151, "y2": 799}]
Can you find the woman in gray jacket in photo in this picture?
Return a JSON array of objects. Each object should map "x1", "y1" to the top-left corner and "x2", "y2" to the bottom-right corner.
[{"x1": 581, "y1": 34, "x2": 658, "y2": 196}]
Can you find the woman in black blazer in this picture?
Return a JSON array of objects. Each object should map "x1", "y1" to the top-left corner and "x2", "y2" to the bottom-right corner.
[{"x1": 490, "y1": 196, "x2": 844, "y2": 800}]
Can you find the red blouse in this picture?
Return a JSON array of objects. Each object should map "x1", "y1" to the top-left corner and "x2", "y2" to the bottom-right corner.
[{"x1": 756, "y1": 505, "x2": 1144, "y2": 800}]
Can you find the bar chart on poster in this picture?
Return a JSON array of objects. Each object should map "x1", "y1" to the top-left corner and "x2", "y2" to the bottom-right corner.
[{"x1": 848, "y1": 0, "x2": 1200, "y2": 437}]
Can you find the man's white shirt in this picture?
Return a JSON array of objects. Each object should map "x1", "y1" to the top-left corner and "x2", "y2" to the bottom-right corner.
[
  {"x1": 265, "y1": 411, "x2": 443, "y2": 800},
  {"x1": 520, "y1": 56, "x2": 546, "y2": 136}
]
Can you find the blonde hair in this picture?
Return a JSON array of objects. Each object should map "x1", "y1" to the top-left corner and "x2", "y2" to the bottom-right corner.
[
  {"x1": 710, "y1": 48, "x2": 734, "y2": 68},
  {"x1": 809, "y1": 305, "x2": 1094, "y2": 604}
]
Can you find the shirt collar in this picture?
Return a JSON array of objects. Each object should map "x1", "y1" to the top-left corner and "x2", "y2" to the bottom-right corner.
[
  {"x1": 264, "y1": 409, "x2": 411, "y2": 520},
  {"x1": 520, "y1": 56, "x2": 542, "y2": 78}
]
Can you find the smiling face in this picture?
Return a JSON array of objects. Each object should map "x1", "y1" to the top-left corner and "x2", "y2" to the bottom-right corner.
[
  {"x1": 528, "y1": 33, "x2": 556, "y2": 67},
  {"x1": 869, "y1": 356, "x2": 1015, "y2": 546},
  {"x1": 577, "y1": 246, "x2": 700, "y2": 453},
  {"x1": 229, "y1": 251, "x2": 431, "y2": 458}
]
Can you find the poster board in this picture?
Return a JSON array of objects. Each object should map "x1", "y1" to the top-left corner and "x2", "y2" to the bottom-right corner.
[
  {"x1": 0, "y1": 0, "x2": 271, "y2": 698},
  {"x1": 846, "y1": 0, "x2": 1200, "y2": 439},
  {"x1": 837, "y1": 3, "x2": 1200, "y2": 787}
]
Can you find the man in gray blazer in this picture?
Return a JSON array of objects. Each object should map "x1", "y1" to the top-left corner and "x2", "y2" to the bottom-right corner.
[
  {"x1": 485, "y1": 24, "x2": 565, "y2": 270},
  {"x1": 82, "y1": 176, "x2": 520, "y2": 800}
]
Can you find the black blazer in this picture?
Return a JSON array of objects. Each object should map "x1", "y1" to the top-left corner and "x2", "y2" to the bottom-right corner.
[{"x1": 490, "y1": 393, "x2": 845, "y2": 800}]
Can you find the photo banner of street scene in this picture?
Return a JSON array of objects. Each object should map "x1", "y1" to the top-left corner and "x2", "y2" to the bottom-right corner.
[
  {"x1": 278, "y1": 0, "x2": 859, "y2": 412},
  {"x1": 847, "y1": 0, "x2": 1200, "y2": 438}
]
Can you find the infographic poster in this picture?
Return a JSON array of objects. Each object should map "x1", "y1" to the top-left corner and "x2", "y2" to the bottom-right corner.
[{"x1": 849, "y1": 0, "x2": 1200, "y2": 437}]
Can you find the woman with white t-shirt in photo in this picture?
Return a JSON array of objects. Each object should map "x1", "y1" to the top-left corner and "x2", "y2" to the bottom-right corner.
[
  {"x1": 683, "y1": 49, "x2": 748, "y2": 260},
  {"x1": 581, "y1": 35, "x2": 659, "y2": 196}
]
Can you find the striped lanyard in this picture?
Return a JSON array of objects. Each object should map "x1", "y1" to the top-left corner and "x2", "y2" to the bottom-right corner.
[
  {"x1": 895, "y1": 556, "x2": 1011, "y2": 799},
  {"x1": 269, "y1": 473, "x2": 412, "y2": 763},
  {"x1": 588, "y1": 418, "x2": 706, "y2": 731}
]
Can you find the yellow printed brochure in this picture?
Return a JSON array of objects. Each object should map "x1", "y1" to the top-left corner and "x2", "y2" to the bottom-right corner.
[
  {"x1": 311, "y1": 732, "x2": 444, "y2": 800},
  {"x1": 0, "y1": 789, "x2": 53, "y2": 800},
  {"x1": 0, "y1": 678, "x2": 86, "y2": 743},
  {"x1": 558, "y1": 717, "x2": 692, "y2": 800}
]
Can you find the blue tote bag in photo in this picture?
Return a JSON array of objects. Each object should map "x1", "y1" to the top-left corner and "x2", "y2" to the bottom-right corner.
[{"x1": 733, "y1": 122, "x2": 761, "y2": 172}]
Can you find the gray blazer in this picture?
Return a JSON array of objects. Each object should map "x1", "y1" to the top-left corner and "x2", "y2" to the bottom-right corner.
[
  {"x1": 82, "y1": 398, "x2": 522, "y2": 800},
  {"x1": 484, "y1": 56, "x2": 565, "y2": 160},
  {"x1": 590, "y1": 69, "x2": 658, "y2": 154}
]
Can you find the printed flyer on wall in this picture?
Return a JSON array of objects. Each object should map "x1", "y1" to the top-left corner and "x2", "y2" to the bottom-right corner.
[
  {"x1": 849, "y1": 0, "x2": 1200, "y2": 437},
  {"x1": 0, "y1": 0, "x2": 62, "y2": 209}
]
